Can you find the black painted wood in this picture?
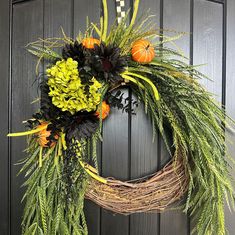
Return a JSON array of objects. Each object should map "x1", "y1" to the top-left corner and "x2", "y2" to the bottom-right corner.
[
  {"x1": 101, "y1": 96, "x2": 130, "y2": 234},
  {"x1": 160, "y1": 1, "x2": 190, "y2": 234},
  {"x1": 191, "y1": 0, "x2": 223, "y2": 232},
  {"x1": 1, "y1": 0, "x2": 234, "y2": 234},
  {"x1": 225, "y1": 0, "x2": 235, "y2": 233},
  {"x1": 100, "y1": 1, "x2": 131, "y2": 235},
  {"x1": 130, "y1": 1, "x2": 161, "y2": 235},
  {"x1": 130, "y1": 100, "x2": 160, "y2": 235},
  {"x1": 206, "y1": 0, "x2": 224, "y2": 4},
  {"x1": 101, "y1": 91, "x2": 130, "y2": 235},
  {"x1": 13, "y1": 0, "x2": 34, "y2": 3},
  {"x1": 73, "y1": 1, "x2": 102, "y2": 234},
  {"x1": 194, "y1": 0, "x2": 223, "y2": 101},
  {"x1": 11, "y1": 1, "x2": 43, "y2": 234},
  {"x1": 74, "y1": 0, "x2": 101, "y2": 38},
  {"x1": 44, "y1": 0, "x2": 72, "y2": 38},
  {"x1": 0, "y1": 0, "x2": 10, "y2": 234}
]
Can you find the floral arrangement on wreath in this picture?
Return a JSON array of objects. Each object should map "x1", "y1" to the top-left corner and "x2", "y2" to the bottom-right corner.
[{"x1": 8, "y1": 0, "x2": 235, "y2": 234}]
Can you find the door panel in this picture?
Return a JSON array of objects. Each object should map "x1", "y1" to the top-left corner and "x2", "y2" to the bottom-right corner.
[
  {"x1": 0, "y1": 0, "x2": 10, "y2": 234},
  {"x1": 11, "y1": 1, "x2": 43, "y2": 234},
  {"x1": 1, "y1": 0, "x2": 234, "y2": 234},
  {"x1": 160, "y1": 0, "x2": 190, "y2": 234},
  {"x1": 225, "y1": 0, "x2": 235, "y2": 232},
  {"x1": 44, "y1": 0, "x2": 72, "y2": 38},
  {"x1": 74, "y1": 0, "x2": 101, "y2": 37},
  {"x1": 101, "y1": 1, "x2": 130, "y2": 234},
  {"x1": 73, "y1": 1, "x2": 102, "y2": 234},
  {"x1": 130, "y1": 1, "x2": 161, "y2": 235},
  {"x1": 194, "y1": 0, "x2": 223, "y2": 101}
]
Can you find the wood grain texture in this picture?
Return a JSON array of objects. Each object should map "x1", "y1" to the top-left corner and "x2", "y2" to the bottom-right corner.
[
  {"x1": 73, "y1": 1, "x2": 102, "y2": 234},
  {"x1": 160, "y1": 143, "x2": 189, "y2": 235},
  {"x1": 225, "y1": 0, "x2": 235, "y2": 233},
  {"x1": 44, "y1": 0, "x2": 72, "y2": 38},
  {"x1": 163, "y1": 0, "x2": 190, "y2": 58},
  {"x1": 207, "y1": 0, "x2": 224, "y2": 4},
  {"x1": 192, "y1": 0, "x2": 223, "y2": 233},
  {"x1": 101, "y1": 89, "x2": 130, "y2": 235},
  {"x1": 11, "y1": 1, "x2": 43, "y2": 234},
  {"x1": 100, "y1": 1, "x2": 131, "y2": 235},
  {"x1": 194, "y1": 0, "x2": 223, "y2": 101},
  {"x1": 130, "y1": 102, "x2": 160, "y2": 235},
  {"x1": 0, "y1": 0, "x2": 10, "y2": 234},
  {"x1": 137, "y1": 0, "x2": 160, "y2": 25},
  {"x1": 160, "y1": 1, "x2": 190, "y2": 234},
  {"x1": 74, "y1": 0, "x2": 100, "y2": 38},
  {"x1": 130, "y1": 1, "x2": 160, "y2": 234}
]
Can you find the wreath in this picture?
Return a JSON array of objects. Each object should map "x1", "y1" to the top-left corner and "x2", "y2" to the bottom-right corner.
[{"x1": 8, "y1": 0, "x2": 235, "y2": 234}]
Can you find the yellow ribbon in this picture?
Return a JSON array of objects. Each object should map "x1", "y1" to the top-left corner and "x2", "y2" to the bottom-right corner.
[
  {"x1": 122, "y1": 71, "x2": 160, "y2": 101},
  {"x1": 79, "y1": 160, "x2": 107, "y2": 184},
  {"x1": 7, "y1": 125, "x2": 47, "y2": 137}
]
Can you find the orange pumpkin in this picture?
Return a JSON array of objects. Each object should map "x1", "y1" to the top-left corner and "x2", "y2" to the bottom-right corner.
[
  {"x1": 131, "y1": 39, "x2": 155, "y2": 63},
  {"x1": 82, "y1": 37, "x2": 100, "y2": 49},
  {"x1": 37, "y1": 122, "x2": 58, "y2": 148},
  {"x1": 95, "y1": 101, "x2": 110, "y2": 120}
]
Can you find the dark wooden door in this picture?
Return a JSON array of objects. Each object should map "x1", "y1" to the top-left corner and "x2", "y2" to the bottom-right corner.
[{"x1": 1, "y1": 0, "x2": 235, "y2": 234}]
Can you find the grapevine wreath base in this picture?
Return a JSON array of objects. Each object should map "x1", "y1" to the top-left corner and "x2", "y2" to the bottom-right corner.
[
  {"x1": 85, "y1": 155, "x2": 188, "y2": 214},
  {"x1": 8, "y1": 0, "x2": 235, "y2": 234}
]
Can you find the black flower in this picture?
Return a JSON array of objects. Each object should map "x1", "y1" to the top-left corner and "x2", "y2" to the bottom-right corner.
[
  {"x1": 62, "y1": 40, "x2": 86, "y2": 67},
  {"x1": 62, "y1": 41, "x2": 94, "y2": 84},
  {"x1": 65, "y1": 114, "x2": 99, "y2": 140},
  {"x1": 86, "y1": 43, "x2": 127, "y2": 84},
  {"x1": 62, "y1": 41, "x2": 127, "y2": 85}
]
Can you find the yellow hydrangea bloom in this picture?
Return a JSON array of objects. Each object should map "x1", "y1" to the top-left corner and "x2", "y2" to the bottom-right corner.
[{"x1": 47, "y1": 58, "x2": 102, "y2": 114}]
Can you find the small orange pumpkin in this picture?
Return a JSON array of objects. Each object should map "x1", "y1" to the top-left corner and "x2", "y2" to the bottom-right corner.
[
  {"x1": 131, "y1": 39, "x2": 155, "y2": 63},
  {"x1": 95, "y1": 101, "x2": 110, "y2": 120},
  {"x1": 82, "y1": 37, "x2": 100, "y2": 49},
  {"x1": 37, "y1": 122, "x2": 58, "y2": 148}
]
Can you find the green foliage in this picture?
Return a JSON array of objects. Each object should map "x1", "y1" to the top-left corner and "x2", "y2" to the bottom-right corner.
[
  {"x1": 128, "y1": 46, "x2": 235, "y2": 235},
  {"x1": 21, "y1": 138, "x2": 89, "y2": 235},
  {"x1": 47, "y1": 58, "x2": 102, "y2": 114},
  {"x1": 27, "y1": 45, "x2": 62, "y2": 61}
]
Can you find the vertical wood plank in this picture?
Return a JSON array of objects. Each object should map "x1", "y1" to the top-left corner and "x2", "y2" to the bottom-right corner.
[
  {"x1": 101, "y1": 89, "x2": 129, "y2": 235},
  {"x1": 100, "y1": 1, "x2": 131, "y2": 235},
  {"x1": 160, "y1": 0, "x2": 190, "y2": 234},
  {"x1": 130, "y1": 1, "x2": 160, "y2": 235},
  {"x1": 44, "y1": 0, "x2": 72, "y2": 38},
  {"x1": 192, "y1": 0, "x2": 223, "y2": 233},
  {"x1": 100, "y1": 2, "x2": 129, "y2": 232},
  {"x1": 11, "y1": 1, "x2": 43, "y2": 234},
  {"x1": 137, "y1": 0, "x2": 160, "y2": 24},
  {"x1": 0, "y1": 0, "x2": 10, "y2": 234},
  {"x1": 225, "y1": 0, "x2": 235, "y2": 233},
  {"x1": 130, "y1": 102, "x2": 160, "y2": 235},
  {"x1": 194, "y1": 0, "x2": 223, "y2": 100},
  {"x1": 163, "y1": 0, "x2": 190, "y2": 57},
  {"x1": 73, "y1": 1, "x2": 102, "y2": 234},
  {"x1": 74, "y1": 0, "x2": 100, "y2": 38}
]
